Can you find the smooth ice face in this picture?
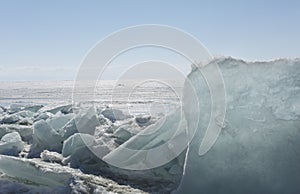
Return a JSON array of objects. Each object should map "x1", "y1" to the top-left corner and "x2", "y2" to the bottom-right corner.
[
  {"x1": 1, "y1": 132, "x2": 22, "y2": 142},
  {"x1": 59, "y1": 107, "x2": 100, "y2": 141},
  {"x1": 29, "y1": 120, "x2": 63, "y2": 157},
  {"x1": 62, "y1": 133, "x2": 96, "y2": 157},
  {"x1": 0, "y1": 132, "x2": 24, "y2": 156},
  {"x1": 0, "y1": 155, "x2": 71, "y2": 188},
  {"x1": 47, "y1": 113, "x2": 74, "y2": 131},
  {"x1": 103, "y1": 109, "x2": 188, "y2": 170},
  {"x1": 176, "y1": 58, "x2": 300, "y2": 194}
]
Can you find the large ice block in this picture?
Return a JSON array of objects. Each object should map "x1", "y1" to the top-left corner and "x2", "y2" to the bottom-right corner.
[{"x1": 176, "y1": 58, "x2": 300, "y2": 194}]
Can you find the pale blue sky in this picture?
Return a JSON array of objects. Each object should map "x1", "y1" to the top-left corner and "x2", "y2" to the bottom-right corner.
[{"x1": 0, "y1": 0, "x2": 299, "y2": 81}]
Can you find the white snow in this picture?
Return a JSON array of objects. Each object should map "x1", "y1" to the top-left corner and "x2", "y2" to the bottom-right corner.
[{"x1": 40, "y1": 150, "x2": 63, "y2": 163}]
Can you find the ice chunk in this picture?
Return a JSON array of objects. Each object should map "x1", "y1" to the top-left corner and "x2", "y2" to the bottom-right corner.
[
  {"x1": 103, "y1": 109, "x2": 188, "y2": 170},
  {"x1": 0, "y1": 155, "x2": 71, "y2": 188},
  {"x1": 91, "y1": 144, "x2": 112, "y2": 159},
  {"x1": 101, "y1": 108, "x2": 131, "y2": 122},
  {"x1": 100, "y1": 109, "x2": 187, "y2": 189},
  {"x1": 0, "y1": 155, "x2": 145, "y2": 193},
  {"x1": 4, "y1": 104, "x2": 42, "y2": 114},
  {"x1": 112, "y1": 125, "x2": 140, "y2": 144},
  {"x1": 177, "y1": 58, "x2": 300, "y2": 194},
  {"x1": 45, "y1": 104, "x2": 73, "y2": 114},
  {"x1": 1, "y1": 114, "x2": 20, "y2": 124},
  {"x1": 0, "y1": 124, "x2": 33, "y2": 143},
  {"x1": 60, "y1": 107, "x2": 99, "y2": 139},
  {"x1": 7, "y1": 104, "x2": 24, "y2": 114},
  {"x1": 59, "y1": 119, "x2": 77, "y2": 139},
  {"x1": 28, "y1": 120, "x2": 63, "y2": 157},
  {"x1": 1, "y1": 132, "x2": 22, "y2": 142},
  {"x1": 1, "y1": 110, "x2": 35, "y2": 125},
  {"x1": 18, "y1": 117, "x2": 33, "y2": 126},
  {"x1": 62, "y1": 133, "x2": 95, "y2": 157},
  {"x1": 135, "y1": 115, "x2": 153, "y2": 127},
  {"x1": 15, "y1": 110, "x2": 34, "y2": 118},
  {"x1": 23, "y1": 104, "x2": 43, "y2": 113},
  {"x1": 34, "y1": 112, "x2": 53, "y2": 122},
  {"x1": 0, "y1": 132, "x2": 24, "y2": 156},
  {"x1": 61, "y1": 132, "x2": 112, "y2": 171},
  {"x1": 46, "y1": 113, "x2": 74, "y2": 131}
]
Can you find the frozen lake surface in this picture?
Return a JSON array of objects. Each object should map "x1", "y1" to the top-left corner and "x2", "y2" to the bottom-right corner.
[{"x1": 0, "y1": 80, "x2": 183, "y2": 116}]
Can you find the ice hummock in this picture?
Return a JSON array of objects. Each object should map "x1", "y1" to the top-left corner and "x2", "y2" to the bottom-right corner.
[
  {"x1": 0, "y1": 101, "x2": 181, "y2": 192},
  {"x1": 0, "y1": 57, "x2": 299, "y2": 193}
]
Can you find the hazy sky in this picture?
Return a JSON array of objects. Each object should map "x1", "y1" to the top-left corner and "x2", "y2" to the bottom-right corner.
[{"x1": 0, "y1": 0, "x2": 299, "y2": 81}]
